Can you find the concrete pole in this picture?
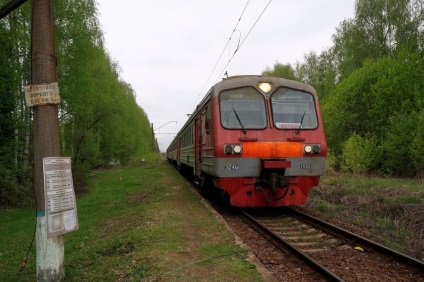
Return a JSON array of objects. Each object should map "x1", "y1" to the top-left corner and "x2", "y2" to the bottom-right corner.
[{"x1": 31, "y1": 0, "x2": 64, "y2": 280}]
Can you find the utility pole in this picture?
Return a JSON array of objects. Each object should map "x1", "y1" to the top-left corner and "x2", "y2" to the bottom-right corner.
[
  {"x1": 31, "y1": 0, "x2": 64, "y2": 280},
  {"x1": 152, "y1": 121, "x2": 177, "y2": 152}
]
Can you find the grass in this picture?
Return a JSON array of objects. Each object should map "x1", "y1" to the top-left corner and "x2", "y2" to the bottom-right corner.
[
  {"x1": 302, "y1": 173, "x2": 424, "y2": 260},
  {"x1": 0, "y1": 163, "x2": 265, "y2": 282}
]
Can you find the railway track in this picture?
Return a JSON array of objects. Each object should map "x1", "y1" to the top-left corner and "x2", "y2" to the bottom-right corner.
[{"x1": 241, "y1": 208, "x2": 424, "y2": 281}]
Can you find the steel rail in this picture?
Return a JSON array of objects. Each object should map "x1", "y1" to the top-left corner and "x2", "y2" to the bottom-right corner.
[
  {"x1": 290, "y1": 208, "x2": 424, "y2": 271},
  {"x1": 242, "y1": 211, "x2": 343, "y2": 282}
]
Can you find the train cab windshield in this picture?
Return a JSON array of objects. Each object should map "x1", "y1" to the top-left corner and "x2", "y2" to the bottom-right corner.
[
  {"x1": 220, "y1": 87, "x2": 267, "y2": 130},
  {"x1": 271, "y1": 87, "x2": 318, "y2": 129}
]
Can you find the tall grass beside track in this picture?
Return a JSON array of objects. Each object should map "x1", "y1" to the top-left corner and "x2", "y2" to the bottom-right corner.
[
  {"x1": 0, "y1": 163, "x2": 264, "y2": 281},
  {"x1": 301, "y1": 174, "x2": 424, "y2": 260}
]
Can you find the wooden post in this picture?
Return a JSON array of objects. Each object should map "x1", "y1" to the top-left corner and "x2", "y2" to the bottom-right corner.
[{"x1": 31, "y1": 0, "x2": 64, "y2": 280}]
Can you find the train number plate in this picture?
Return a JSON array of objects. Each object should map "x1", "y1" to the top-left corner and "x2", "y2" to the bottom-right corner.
[
  {"x1": 225, "y1": 164, "x2": 239, "y2": 170},
  {"x1": 299, "y1": 163, "x2": 311, "y2": 169}
]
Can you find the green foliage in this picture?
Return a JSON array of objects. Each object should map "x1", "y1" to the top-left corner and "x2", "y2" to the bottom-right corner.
[
  {"x1": 306, "y1": 174, "x2": 424, "y2": 259},
  {"x1": 410, "y1": 110, "x2": 424, "y2": 176},
  {"x1": 0, "y1": 0, "x2": 158, "y2": 206},
  {"x1": 1, "y1": 165, "x2": 264, "y2": 281},
  {"x1": 262, "y1": 61, "x2": 298, "y2": 80},
  {"x1": 292, "y1": 0, "x2": 424, "y2": 176},
  {"x1": 323, "y1": 58, "x2": 393, "y2": 156},
  {"x1": 0, "y1": 3, "x2": 32, "y2": 206},
  {"x1": 323, "y1": 51, "x2": 424, "y2": 176},
  {"x1": 380, "y1": 112, "x2": 416, "y2": 176},
  {"x1": 54, "y1": 0, "x2": 159, "y2": 180},
  {"x1": 341, "y1": 133, "x2": 381, "y2": 173},
  {"x1": 331, "y1": 0, "x2": 424, "y2": 80},
  {"x1": 295, "y1": 50, "x2": 337, "y2": 100}
]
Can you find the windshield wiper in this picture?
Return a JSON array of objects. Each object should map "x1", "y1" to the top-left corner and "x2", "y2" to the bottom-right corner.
[
  {"x1": 232, "y1": 108, "x2": 246, "y2": 134},
  {"x1": 297, "y1": 110, "x2": 307, "y2": 133}
]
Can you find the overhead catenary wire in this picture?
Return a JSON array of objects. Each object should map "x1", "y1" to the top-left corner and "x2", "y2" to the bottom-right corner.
[
  {"x1": 173, "y1": 0, "x2": 273, "y2": 146},
  {"x1": 0, "y1": 0, "x2": 28, "y2": 19},
  {"x1": 213, "y1": 0, "x2": 273, "y2": 84},
  {"x1": 188, "y1": 0, "x2": 252, "y2": 113}
]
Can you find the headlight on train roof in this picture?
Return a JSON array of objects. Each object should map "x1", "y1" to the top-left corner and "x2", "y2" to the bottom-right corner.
[
  {"x1": 224, "y1": 144, "x2": 243, "y2": 155},
  {"x1": 258, "y1": 82, "x2": 274, "y2": 93},
  {"x1": 304, "y1": 144, "x2": 321, "y2": 154}
]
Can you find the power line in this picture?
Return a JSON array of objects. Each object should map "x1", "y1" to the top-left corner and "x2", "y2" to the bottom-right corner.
[
  {"x1": 175, "y1": 0, "x2": 273, "y2": 140},
  {"x1": 188, "y1": 0, "x2": 252, "y2": 112},
  {"x1": 213, "y1": 0, "x2": 273, "y2": 84},
  {"x1": 0, "y1": 0, "x2": 28, "y2": 19},
  {"x1": 202, "y1": 0, "x2": 250, "y2": 87}
]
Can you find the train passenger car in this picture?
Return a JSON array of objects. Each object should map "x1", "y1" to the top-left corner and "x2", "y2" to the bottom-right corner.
[{"x1": 166, "y1": 75, "x2": 326, "y2": 207}]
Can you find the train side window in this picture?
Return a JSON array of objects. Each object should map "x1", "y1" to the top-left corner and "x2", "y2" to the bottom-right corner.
[
  {"x1": 205, "y1": 105, "x2": 212, "y2": 134},
  {"x1": 271, "y1": 88, "x2": 318, "y2": 129}
]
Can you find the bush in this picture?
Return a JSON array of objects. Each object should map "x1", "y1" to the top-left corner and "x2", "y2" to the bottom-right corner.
[
  {"x1": 0, "y1": 168, "x2": 31, "y2": 207},
  {"x1": 380, "y1": 113, "x2": 416, "y2": 176},
  {"x1": 410, "y1": 110, "x2": 424, "y2": 177},
  {"x1": 341, "y1": 133, "x2": 381, "y2": 173}
]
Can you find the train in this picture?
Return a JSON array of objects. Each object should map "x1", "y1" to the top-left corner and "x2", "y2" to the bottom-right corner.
[{"x1": 166, "y1": 75, "x2": 327, "y2": 207}]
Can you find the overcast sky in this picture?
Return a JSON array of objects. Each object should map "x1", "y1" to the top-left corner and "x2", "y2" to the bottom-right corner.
[{"x1": 97, "y1": 0, "x2": 356, "y2": 152}]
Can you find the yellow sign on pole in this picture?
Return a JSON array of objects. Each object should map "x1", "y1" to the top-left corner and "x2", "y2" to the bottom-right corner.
[{"x1": 24, "y1": 82, "x2": 61, "y2": 107}]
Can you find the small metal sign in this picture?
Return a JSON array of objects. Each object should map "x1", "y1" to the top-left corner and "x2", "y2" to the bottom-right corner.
[
  {"x1": 24, "y1": 82, "x2": 61, "y2": 107},
  {"x1": 43, "y1": 157, "x2": 78, "y2": 238}
]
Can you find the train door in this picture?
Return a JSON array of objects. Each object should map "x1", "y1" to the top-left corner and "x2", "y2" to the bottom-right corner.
[
  {"x1": 177, "y1": 136, "x2": 181, "y2": 167},
  {"x1": 194, "y1": 116, "x2": 201, "y2": 180},
  {"x1": 194, "y1": 109, "x2": 207, "y2": 181}
]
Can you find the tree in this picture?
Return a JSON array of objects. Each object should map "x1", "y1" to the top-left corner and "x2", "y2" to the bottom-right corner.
[
  {"x1": 341, "y1": 133, "x2": 381, "y2": 173},
  {"x1": 410, "y1": 110, "x2": 424, "y2": 177},
  {"x1": 0, "y1": 0, "x2": 158, "y2": 205},
  {"x1": 262, "y1": 61, "x2": 298, "y2": 80},
  {"x1": 331, "y1": 0, "x2": 424, "y2": 80},
  {"x1": 295, "y1": 50, "x2": 337, "y2": 100},
  {"x1": 0, "y1": 4, "x2": 32, "y2": 206},
  {"x1": 323, "y1": 51, "x2": 424, "y2": 175}
]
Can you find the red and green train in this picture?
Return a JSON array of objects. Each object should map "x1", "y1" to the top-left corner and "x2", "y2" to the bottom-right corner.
[{"x1": 166, "y1": 75, "x2": 327, "y2": 207}]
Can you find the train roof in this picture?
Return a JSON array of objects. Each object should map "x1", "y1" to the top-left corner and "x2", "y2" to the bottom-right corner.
[
  {"x1": 196, "y1": 75, "x2": 318, "y2": 108},
  {"x1": 168, "y1": 75, "x2": 319, "y2": 149},
  {"x1": 212, "y1": 75, "x2": 317, "y2": 97}
]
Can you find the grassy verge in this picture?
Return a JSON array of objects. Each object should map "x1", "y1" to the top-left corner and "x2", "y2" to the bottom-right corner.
[
  {"x1": 301, "y1": 174, "x2": 424, "y2": 260},
  {"x1": 0, "y1": 163, "x2": 264, "y2": 281}
]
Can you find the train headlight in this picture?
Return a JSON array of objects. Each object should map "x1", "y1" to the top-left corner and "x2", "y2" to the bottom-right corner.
[
  {"x1": 312, "y1": 145, "x2": 321, "y2": 154},
  {"x1": 304, "y1": 144, "x2": 321, "y2": 154},
  {"x1": 224, "y1": 144, "x2": 233, "y2": 154},
  {"x1": 224, "y1": 144, "x2": 243, "y2": 155},
  {"x1": 258, "y1": 82, "x2": 274, "y2": 93},
  {"x1": 304, "y1": 145, "x2": 313, "y2": 154}
]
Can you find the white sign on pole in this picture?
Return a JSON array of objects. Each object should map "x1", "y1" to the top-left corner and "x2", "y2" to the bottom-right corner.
[
  {"x1": 43, "y1": 157, "x2": 79, "y2": 238},
  {"x1": 24, "y1": 82, "x2": 61, "y2": 107}
]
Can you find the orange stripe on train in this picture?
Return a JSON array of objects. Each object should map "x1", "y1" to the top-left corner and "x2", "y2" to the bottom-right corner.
[{"x1": 242, "y1": 142, "x2": 303, "y2": 158}]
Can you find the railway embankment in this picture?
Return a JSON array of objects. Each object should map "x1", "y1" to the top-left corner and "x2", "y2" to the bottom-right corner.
[
  {"x1": 300, "y1": 174, "x2": 424, "y2": 262},
  {"x1": 2, "y1": 162, "x2": 423, "y2": 281},
  {"x1": 0, "y1": 162, "x2": 267, "y2": 281}
]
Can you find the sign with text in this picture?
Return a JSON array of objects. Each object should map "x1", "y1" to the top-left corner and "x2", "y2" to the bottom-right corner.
[
  {"x1": 24, "y1": 82, "x2": 61, "y2": 107},
  {"x1": 43, "y1": 157, "x2": 79, "y2": 238}
]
